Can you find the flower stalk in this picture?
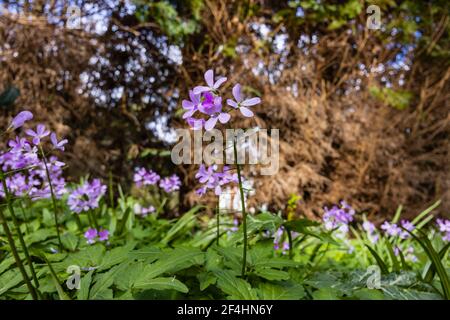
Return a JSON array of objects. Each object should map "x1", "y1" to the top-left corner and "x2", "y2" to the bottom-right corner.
[
  {"x1": 0, "y1": 170, "x2": 39, "y2": 300},
  {"x1": 38, "y1": 146, "x2": 62, "y2": 250},
  {"x1": 233, "y1": 139, "x2": 248, "y2": 277}
]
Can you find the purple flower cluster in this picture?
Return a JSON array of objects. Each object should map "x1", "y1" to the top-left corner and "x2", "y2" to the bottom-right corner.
[
  {"x1": 362, "y1": 220, "x2": 379, "y2": 244},
  {"x1": 1, "y1": 113, "x2": 67, "y2": 200},
  {"x1": 195, "y1": 164, "x2": 238, "y2": 196},
  {"x1": 159, "y1": 174, "x2": 182, "y2": 193},
  {"x1": 67, "y1": 179, "x2": 107, "y2": 214},
  {"x1": 133, "y1": 167, "x2": 181, "y2": 193},
  {"x1": 436, "y1": 218, "x2": 450, "y2": 242},
  {"x1": 133, "y1": 203, "x2": 156, "y2": 217},
  {"x1": 273, "y1": 226, "x2": 290, "y2": 255},
  {"x1": 182, "y1": 69, "x2": 261, "y2": 131},
  {"x1": 381, "y1": 219, "x2": 414, "y2": 239},
  {"x1": 133, "y1": 167, "x2": 160, "y2": 187},
  {"x1": 323, "y1": 201, "x2": 355, "y2": 232},
  {"x1": 84, "y1": 227, "x2": 109, "y2": 244}
]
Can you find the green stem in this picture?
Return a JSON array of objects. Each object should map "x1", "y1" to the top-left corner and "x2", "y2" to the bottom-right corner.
[
  {"x1": 0, "y1": 174, "x2": 38, "y2": 300},
  {"x1": 18, "y1": 200, "x2": 31, "y2": 234},
  {"x1": 286, "y1": 227, "x2": 293, "y2": 259},
  {"x1": 216, "y1": 203, "x2": 220, "y2": 246},
  {"x1": 73, "y1": 213, "x2": 83, "y2": 231},
  {"x1": 89, "y1": 210, "x2": 99, "y2": 230},
  {"x1": 233, "y1": 139, "x2": 248, "y2": 277},
  {"x1": 39, "y1": 146, "x2": 62, "y2": 250}
]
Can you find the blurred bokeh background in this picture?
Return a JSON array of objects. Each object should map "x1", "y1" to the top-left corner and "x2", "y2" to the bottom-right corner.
[{"x1": 0, "y1": 0, "x2": 448, "y2": 220}]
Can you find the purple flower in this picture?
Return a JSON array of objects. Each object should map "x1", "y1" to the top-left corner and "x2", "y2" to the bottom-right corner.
[
  {"x1": 226, "y1": 84, "x2": 261, "y2": 117},
  {"x1": 323, "y1": 202, "x2": 354, "y2": 231},
  {"x1": 9, "y1": 111, "x2": 33, "y2": 130},
  {"x1": 98, "y1": 229, "x2": 110, "y2": 242},
  {"x1": 159, "y1": 174, "x2": 181, "y2": 193},
  {"x1": 134, "y1": 203, "x2": 156, "y2": 217},
  {"x1": 182, "y1": 90, "x2": 202, "y2": 119},
  {"x1": 186, "y1": 117, "x2": 205, "y2": 130},
  {"x1": 84, "y1": 228, "x2": 98, "y2": 244},
  {"x1": 195, "y1": 164, "x2": 217, "y2": 185},
  {"x1": 67, "y1": 179, "x2": 107, "y2": 214},
  {"x1": 362, "y1": 220, "x2": 379, "y2": 244},
  {"x1": 443, "y1": 232, "x2": 450, "y2": 242},
  {"x1": 8, "y1": 137, "x2": 29, "y2": 153},
  {"x1": 436, "y1": 219, "x2": 450, "y2": 233},
  {"x1": 25, "y1": 124, "x2": 50, "y2": 145},
  {"x1": 196, "y1": 93, "x2": 230, "y2": 131},
  {"x1": 363, "y1": 221, "x2": 375, "y2": 234},
  {"x1": 195, "y1": 165, "x2": 238, "y2": 196},
  {"x1": 381, "y1": 221, "x2": 402, "y2": 237},
  {"x1": 50, "y1": 133, "x2": 68, "y2": 151},
  {"x1": 193, "y1": 69, "x2": 227, "y2": 94},
  {"x1": 436, "y1": 219, "x2": 450, "y2": 242},
  {"x1": 399, "y1": 219, "x2": 415, "y2": 239},
  {"x1": 134, "y1": 167, "x2": 160, "y2": 187}
]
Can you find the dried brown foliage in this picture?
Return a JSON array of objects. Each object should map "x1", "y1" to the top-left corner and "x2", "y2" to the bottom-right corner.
[{"x1": 0, "y1": 0, "x2": 448, "y2": 219}]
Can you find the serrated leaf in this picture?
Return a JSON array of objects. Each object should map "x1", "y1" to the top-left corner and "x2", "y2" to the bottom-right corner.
[
  {"x1": 197, "y1": 272, "x2": 217, "y2": 291},
  {"x1": 213, "y1": 270, "x2": 258, "y2": 300},
  {"x1": 89, "y1": 263, "x2": 128, "y2": 300}
]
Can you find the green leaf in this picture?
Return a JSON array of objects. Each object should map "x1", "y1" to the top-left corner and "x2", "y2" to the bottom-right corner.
[
  {"x1": 114, "y1": 262, "x2": 145, "y2": 291},
  {"x1": 77, "y1": 270, "x2": 94, "y2": 300},
  {"x1": 197, "y1": 272, "x2": 217, "y2": 291},
  {"x1": 128, "y1": 247, "x2": 161, "y2": 261},
  {"x1": 253, "y1": 267, "x2": 290, "y2": 281},
  {"x1": 61, "y1": 232, "x2": 79, "y2": 251},
  {"x1": 258, "y1": 283, "x2": 305, "y2": 300},
  {"x1": 43, "y1": 255, "x2": 70, "y2": 300},
  {"x1": 423, "y1": 243, "x2": 450, "y2": 283},
  {"x1": 411, "y1": 200, "x2": 441, "y2": 226},
  {"x1": 365, "y1": 245, "x2": 389, "y2": 274},
  {"x1": 405, "y1": 228, "x2": 450, "y2": 299},
  {"x1": 98, "y1": 242, "x2": 136, "y2": 271},
  {"x1": 0, "y1": 269, "x2": 23, "y2": 296},
  {"x1": 134, "y1": 277, "x2": 189, "y2": 293},
  {"x1": 312, "y1": 287, "x2": 340, "y2": 300},
  {"x1": 384, "y1": 240, "x2": 400, "y2": 272},
  {"x1": 89, "y1": 263, "x2": 128, "y2": 300},
  {"x1": 213, "y1": 270, "x2": 258, "y2": 300},
  {"x1": 135, "y1": 247, "x2": 204, "y2": 283},
  {"x1": 161, "y1": 206, "x2": 202, "y2": 244},
  {"x1": 353, "y1": 288, "x2": 385, "y2": 300}
]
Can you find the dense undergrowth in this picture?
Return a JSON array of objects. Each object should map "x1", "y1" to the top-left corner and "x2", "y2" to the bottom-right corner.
[{"x1": 0, "y1": 191, "x2": 449, "y2": 300}]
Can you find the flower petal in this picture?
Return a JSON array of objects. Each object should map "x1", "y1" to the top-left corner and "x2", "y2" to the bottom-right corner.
[
  {"x1": 226, "y1": 99, "x2": 238, "y2": 108},
  {"x1": 182, "y1": 108, "x2": 196, "y2": 119},
  {"x1": 193, "y1": 86, "x2": 210, "y2": 95},
  {"x1": 204, "y1": 117, "x2": 218, "y2": 131},
  {"x1": 213, "y1": 77, "x2": 227, "y2": 89},
  {"x1": 218, "y1": 112, "x2": 231, "y2": 124},
  {"x1": 239, "y1": 106, "x2": 254, "y2": 117},
  {"x1": 182, "y1": 100, "x2": 194, "y2": 110},
  {"x1": 232, "y1": 84, "x2": 241, "y2": 102},
  {"x1": 204, "y1": 69, "x2": 214, "y2": 87},
  {"x1": 241, "y1": 97, "x2": 261, "y2": 107}
]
